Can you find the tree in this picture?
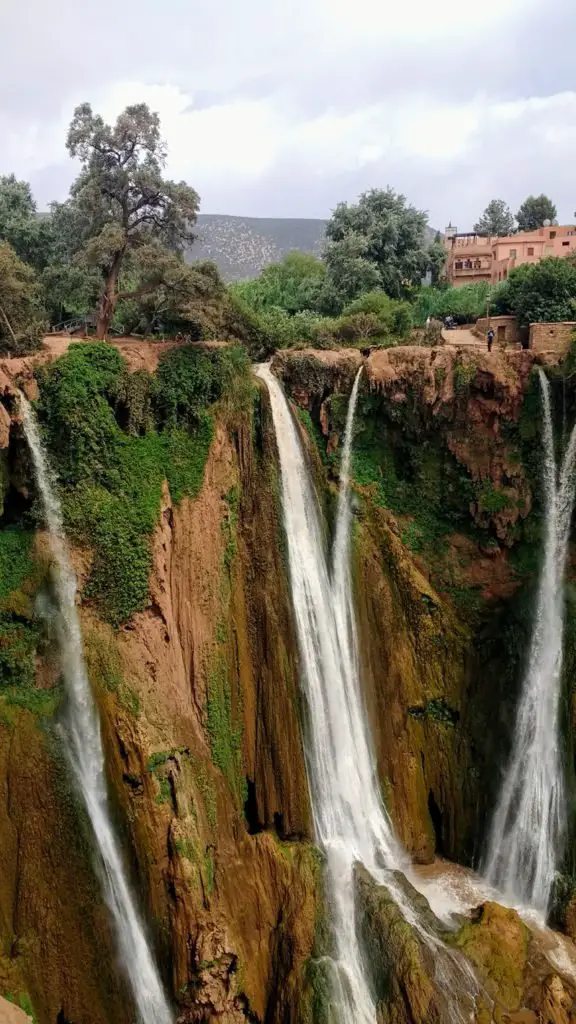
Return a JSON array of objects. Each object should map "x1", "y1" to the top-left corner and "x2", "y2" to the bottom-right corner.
[
  {"x1": 505, "y1": 258, "x2": 576, "y2": 326},
  {"x1": 426, "y1": 232, "x2": 447, "y2": 285},
  {"x1": 516, "y1": 194, "x2": 557, "y2": 233},
  {"x1": 473, "y1": 199, "x2": 515, "y2": 237},
  {"x1": 323, "y1": 188, "x2": 429, "y2": 302},
  {"x1": 0, "y1": 242, "x2": 47, "y2": 354},
  {"x1": 63, "y1": 102, "x2": 200, "y2": 338},
  {"x1": 230, "y1": 252, "x2": 327, "y2": 315},
  {"x1": 0, "y1": 174, "x2": 52, "y2": 270},
  {"x1": 341, "y1": 291, "x2": 413, "y2": 337}
]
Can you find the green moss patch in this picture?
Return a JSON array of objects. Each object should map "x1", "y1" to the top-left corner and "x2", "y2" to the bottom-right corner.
[{"x1": 34, "y1": 342, "x2": 252, "y2": 625}]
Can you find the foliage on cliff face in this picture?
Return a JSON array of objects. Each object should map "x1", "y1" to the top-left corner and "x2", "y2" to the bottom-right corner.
[{"x1": 34, "y1": 341, "x2": 253, "y2": 624}]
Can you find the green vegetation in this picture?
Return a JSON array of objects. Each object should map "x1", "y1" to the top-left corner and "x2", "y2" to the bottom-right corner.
[
  {"x1": 501, "y1": 257, "x2": 576, "y2": 327},
  {"x1": 0, "y1": 528, "x2": 34, "y2": 601},
  {"x1": 473, "y1": 199, "x2": 515, "y2": 237},
  {"x1": 0, "y1": 241, "x2": 46, "y2": 354},
  {"x1": 453, "y1": 358, "x2": 478, "y2": 391},
  {"x1": 407, "y1": 698, "x2": 459, "y2": 726},
  {"x1": 35, "y1": 341, "x2": 251, "y2": 624},
  {"x1": 516, "y1": 193, "x2": 557, "y2": 232},
  {"x1": 323, "y1": 187, "x2": 433, "y2": 302},
  {"x1": 0, "y1": 527, "x2": 49, "y2": 703},
  {"x1": 352, "y1": 398, "x2": 476, "y2": 558},
  {"x1": 412, "y1": 282, "x2": 490, "y2": 326},
  {"x1": 475, "y1": 483, "x2": 512, "y2": 514},
  {"x1": 58, "y1": 102, "x2": 200, "y2": 339},
  {"x1": 206, "y1": 644, "x2": 244, "y2": 810},
  {"x1": 230, "y1": 251, "x2": 328, "y2": 314}
]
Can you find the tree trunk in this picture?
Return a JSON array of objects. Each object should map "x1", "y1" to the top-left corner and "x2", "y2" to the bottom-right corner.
[{"x1": 95, "y1": 252, "x2": 124, "y2": 340}]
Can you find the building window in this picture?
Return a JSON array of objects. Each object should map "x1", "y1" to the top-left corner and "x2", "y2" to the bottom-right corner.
[
  {"x1": 527, "y1": 247, "x2": 534, "y2": 255},
  {"x1": 563, "y1": 241, "x2": 570, "y2": 247},
  {"x1": 550, "y1": 230, "x2": 556, "y2": 239},
  {"x1": 503, "y1": 269, "x2": 507, "y2": 280},
  {"x1": 510, "y1": 248, "x2": 517, "y2": 258},
  {"x1": 455, "y1": 261, "x2": 463, "y2": 270},
  {"x1": 474, "y1": 260, "x2": 481, "y2": 269}
]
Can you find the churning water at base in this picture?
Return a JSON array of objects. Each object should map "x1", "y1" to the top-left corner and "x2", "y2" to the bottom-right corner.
[
  {"x1": 484, "y1": 369, "x2": 576, "y2": 915},
  {"x1": 258, "y1": 365, "x2": 477, "y2": 1024},
  {"x1": 21, "y1": 397, "x2": 172, "y2": 1024}
]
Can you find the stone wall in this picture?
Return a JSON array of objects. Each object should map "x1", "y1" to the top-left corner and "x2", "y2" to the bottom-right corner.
[
  {"x1": 529, "y1": 321, "x2": 576, "y2": 355},
  {"x1": 474, "y1": 316, "x2": 519, "y2": 347}
]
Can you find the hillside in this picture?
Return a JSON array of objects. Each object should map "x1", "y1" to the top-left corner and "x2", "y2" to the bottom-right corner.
[
  {"x1": 187, "y1": 214, "x2": 327, "y2": 280},
  {"x1": 187, "y1": 214, "x2": 438, "y2": 281}
]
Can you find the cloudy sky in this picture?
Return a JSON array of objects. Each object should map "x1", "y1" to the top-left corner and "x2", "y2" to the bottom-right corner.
[{"x1": 1, "y1": 0, "x2": 575, "y2": 230}]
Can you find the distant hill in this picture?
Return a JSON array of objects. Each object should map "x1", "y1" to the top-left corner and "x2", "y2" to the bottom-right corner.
[
  {"x1": 188, "y1": 214, "x2": 439, "y2": 282},
  {"x1": 187, "y1": 215, "x2": 327, "y2": 281}
]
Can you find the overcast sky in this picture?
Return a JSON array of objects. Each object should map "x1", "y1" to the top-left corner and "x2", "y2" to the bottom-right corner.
[{"x1": 1, "y1": 0, "x2": 575, "y2": 230}]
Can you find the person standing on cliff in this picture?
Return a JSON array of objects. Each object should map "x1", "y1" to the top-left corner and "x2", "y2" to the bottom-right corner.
[{"x1": 487, "y1": 328, "x2": 494, "y2": 353}]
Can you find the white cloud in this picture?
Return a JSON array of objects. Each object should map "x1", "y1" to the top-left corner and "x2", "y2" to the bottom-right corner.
[{"x1": 0, "y1": 0, "x2": 572, "y2": 228}]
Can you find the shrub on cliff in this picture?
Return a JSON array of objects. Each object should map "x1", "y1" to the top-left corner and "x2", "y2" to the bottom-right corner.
[{"x1": 36, "y1": 342, "x2": 252, "y2": 624}]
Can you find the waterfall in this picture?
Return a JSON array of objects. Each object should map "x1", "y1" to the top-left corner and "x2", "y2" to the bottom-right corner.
[
  {"x1": 20, "y1": 396, "x2": 172, "y2": 1024},
  {"x1": 484, "y1": 368, "x2": 576, "y2": 915},
  {"x1": 257, "y1": 365, "x2": 476, "y2": 1023}
]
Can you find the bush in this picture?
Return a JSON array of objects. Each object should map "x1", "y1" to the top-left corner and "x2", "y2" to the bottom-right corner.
[
  {"x1": 413, "y1": 283, "x2": 490, "y2": 326},
  {"x1": 336, "y1": 312, "x2": 382, "y2": 343},
  {"x1": 35, "y1": 342, "x2": 251, "y2": 624},
  {"x1": 342, "y1": 291, "x2": 413, "y2": 337},
  {"x1": 505, "y1": 257, "x2": 576, "y2": 326}
]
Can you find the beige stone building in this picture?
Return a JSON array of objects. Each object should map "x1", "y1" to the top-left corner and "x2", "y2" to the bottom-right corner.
[{"x1": 444, "y1": 222, "x2": 576, "y2": 287}]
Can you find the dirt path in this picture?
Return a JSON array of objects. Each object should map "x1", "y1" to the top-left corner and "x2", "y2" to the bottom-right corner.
[{"x1": 442, "y1": 328, "x2": 484, "y2": 349}]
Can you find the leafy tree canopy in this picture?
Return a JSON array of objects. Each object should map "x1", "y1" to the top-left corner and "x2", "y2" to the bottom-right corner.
[
  {"x1": 515, "y1": 194, "x2": 557, "y2": 232},
  {"x1": 427, "y1": 231, "x2": 447, "y2": 286},
  {"x1": 230, "y1": 251, "x2": 327, "y2": 315},
  {"x1": 0, "y1": 174, "x2": 52, "y2": 270},
  {"x1": 60, "y1": 102, "x2": 200, "y2": 338},
  {"x1": 0, "y1": 242, "x2": 47, "y2": 354},
  {"x1": 341, "y1": 291, "x2": 412, "y2": 337},
  {"x1": 473, "y1": 199, "x2": 515, "y2": 237},
  {"x1": 505, "y1": 258, "x2": 576, "y2": 326},
  {"x1": 323, "y1": 187, "x2": 430, "y2": 302}
]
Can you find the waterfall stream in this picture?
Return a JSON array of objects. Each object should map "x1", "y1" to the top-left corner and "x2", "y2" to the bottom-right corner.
[
  {"x1": 484, "y1": 368, "x2": 576, "y2": 915},
  {"x1": 21, "y1": 396, "x2": 172, "y2": 1024},
  {"x1": 257, "y1": 365, "x2": 476, "y2": 1023}
]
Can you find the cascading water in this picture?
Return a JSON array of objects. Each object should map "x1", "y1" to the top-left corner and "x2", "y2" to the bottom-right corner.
[
  {"x1": 20, "y1": 396, "x2": 172, "y2": 1024},
  {"x1": 257, "y1": 365, "x2": 476, "y2": 1023},
  {"x1": 484, "y1": 368, "x2": 576, "y2": 915}
]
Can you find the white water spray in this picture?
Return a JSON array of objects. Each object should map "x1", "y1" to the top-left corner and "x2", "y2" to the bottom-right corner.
[
  {"x1": 484, "y1": 369, "x2": 576, "y2": 915},
  {"x1": 21, "y1": 396, "x2": 172, "y2": 1024},
  {"x1": 258, "y1": 365, "x2": 476, "y2": 1023}
]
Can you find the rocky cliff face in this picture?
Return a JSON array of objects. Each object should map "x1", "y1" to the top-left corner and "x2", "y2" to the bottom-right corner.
[
  {"x1": 2, "y1": 339, "x2": 576, "y2": 1023},
  {"x1": 272, "y1": 344, "x2": 564, "y2": 867},
  {"x1": 0, "y1": 350, "x2": 319, "y2": 1023}
]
